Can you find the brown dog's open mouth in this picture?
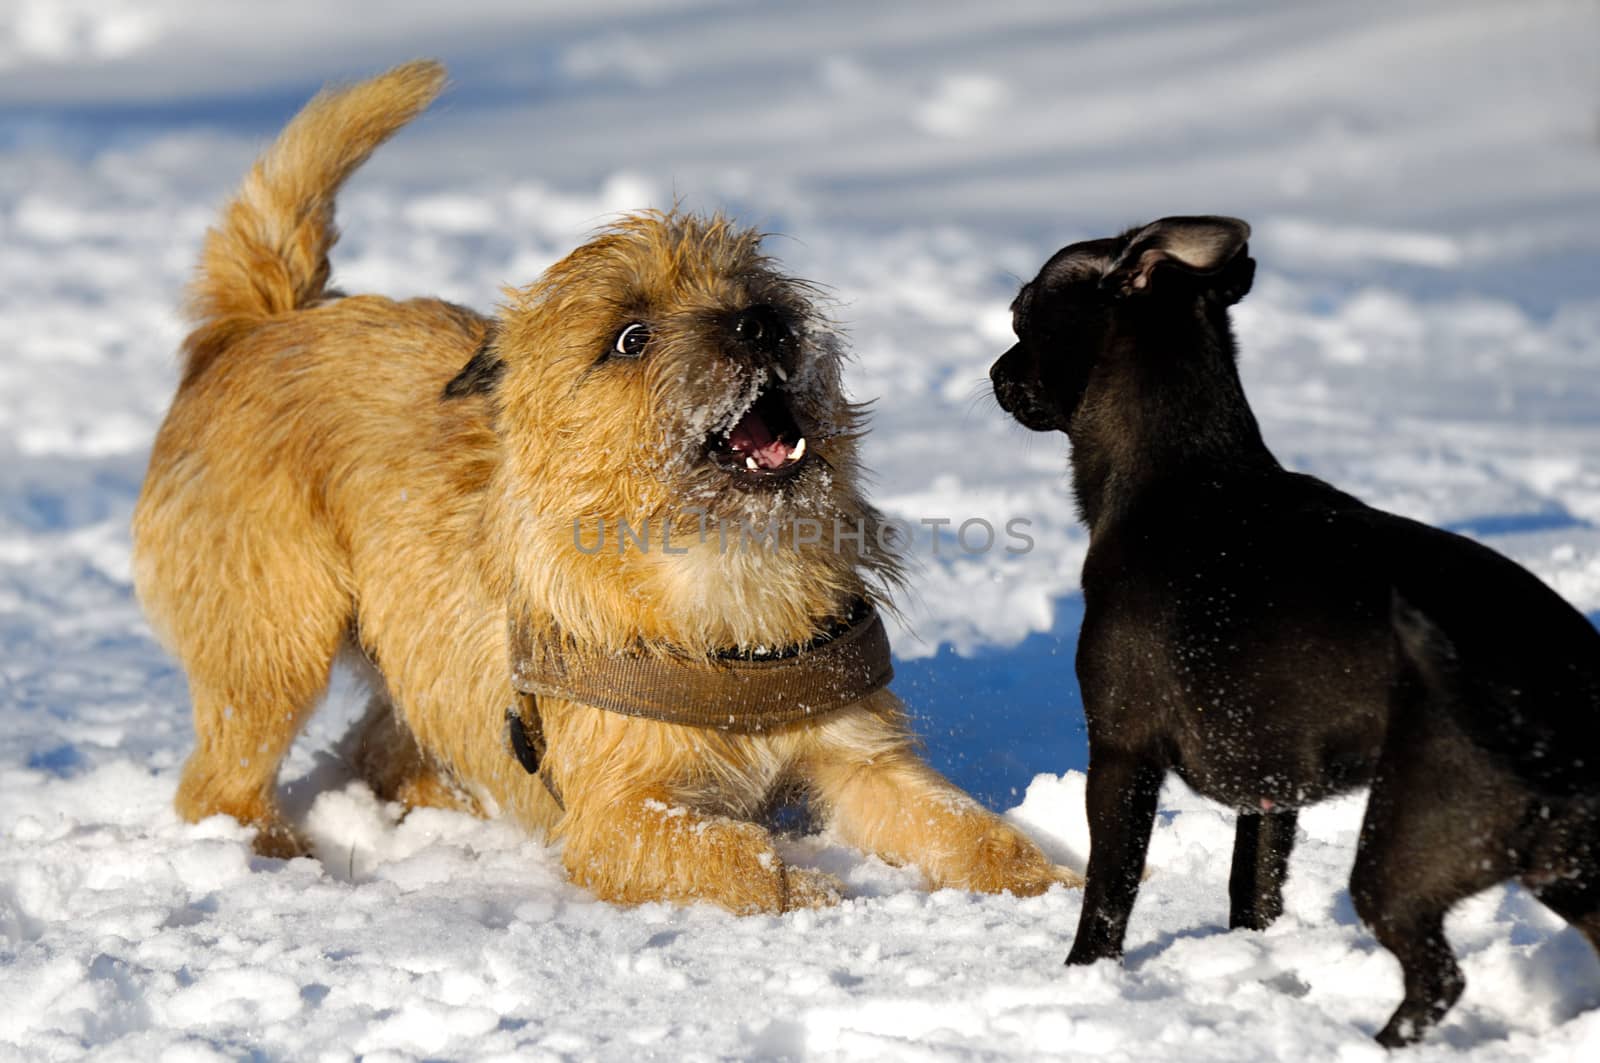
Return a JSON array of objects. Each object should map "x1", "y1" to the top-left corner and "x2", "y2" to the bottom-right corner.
[{"x1": 706, "y1": 384, "x2": 812, "y2": 484}]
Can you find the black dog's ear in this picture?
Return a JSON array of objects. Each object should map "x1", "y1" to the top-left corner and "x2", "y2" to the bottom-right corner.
[{"x1": 1107, "y1": 216, "x2": 1252, "y2": 301}]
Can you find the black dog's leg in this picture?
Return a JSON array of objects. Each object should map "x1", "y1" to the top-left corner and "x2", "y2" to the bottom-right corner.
[
  {"x1": 1352, "y1": 775, "x2": 1461, "y2": 1046},
  {"x1": 1362, "y1": 905, "x2": 1464, "y2": 1049},
  {"x1": 1066, "y1": 749, "x2": 1164, "y2": 965},
  {"x1": 1351, "y1": 724, "x2": 1515, "y2": 1047},
  {"x1": 1352, "y1": 782, "x2": 1470, "y2": 1048},
  {"x1": 1228, "y1": 810, "x2": 1298, "y2": 930}
]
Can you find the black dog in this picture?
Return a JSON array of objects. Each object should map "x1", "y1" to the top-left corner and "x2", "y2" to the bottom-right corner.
[{"x1": 989, "y1": 216, "x2": 1600, "y2": 1046}]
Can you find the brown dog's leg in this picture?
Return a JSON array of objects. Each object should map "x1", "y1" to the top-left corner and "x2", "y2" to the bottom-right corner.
[
  {"x1": 155, "y1": 530, "x2": 350, "y2": 858},
  {"x1": 350, "y1": 695, "x2": 480, "y2": 815},
  {"x1": 811, "y1": 750, "x2": 1081, "y2": 895},
  {"x1": 176, "y1": 663, "x2": 334, "y2": 859},
  {"x1": 557, "y1": 785, "x2": 843, "y2": 914}
]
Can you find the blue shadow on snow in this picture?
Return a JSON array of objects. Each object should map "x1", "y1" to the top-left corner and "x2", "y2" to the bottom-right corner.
[{"x1": 890, "y1": 595, "x2": 1089, "y2": 811}]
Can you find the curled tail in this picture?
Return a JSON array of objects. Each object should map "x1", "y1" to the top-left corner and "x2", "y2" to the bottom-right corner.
[{"x1": 182, "y1": 59, "x2": 448, "y2": 380}]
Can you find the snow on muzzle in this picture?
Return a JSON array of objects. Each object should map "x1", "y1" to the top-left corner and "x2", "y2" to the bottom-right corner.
[{"x1": 705, "y1": 382, "x2": 812, "y2": 484}]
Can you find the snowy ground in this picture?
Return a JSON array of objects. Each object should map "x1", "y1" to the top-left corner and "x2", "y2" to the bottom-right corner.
[{"x1": 3, "y1": 1, "x2": 1600, "y2": 1059}]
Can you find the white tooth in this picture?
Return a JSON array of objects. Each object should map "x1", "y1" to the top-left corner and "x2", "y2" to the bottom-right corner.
[
  {"x1": 791, "y1": 437, "x2": 807, "y2": 461},
  {"x1": 773, "y1": 365, "x2": 788, "y2": 382},
  {"x1": 745, "y1": 456, "x2": 758, "y2": 470}
]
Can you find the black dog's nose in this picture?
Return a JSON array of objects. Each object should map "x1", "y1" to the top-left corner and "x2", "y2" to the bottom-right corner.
[
  {"x1": 990, "y1": 344, "x2": 1024, "y2": 410},
  {"x1": 731, "y1": 305, "x2": 790, "y2": 354}
]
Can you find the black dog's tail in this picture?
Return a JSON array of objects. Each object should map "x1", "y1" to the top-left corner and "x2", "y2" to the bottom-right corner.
[
  {"x1": 1390, "y1": 589, "x2": 1595, "y2": 798},
  {"x1": 1389, "y1": 592, "x2": 1457, "y2": 688}
]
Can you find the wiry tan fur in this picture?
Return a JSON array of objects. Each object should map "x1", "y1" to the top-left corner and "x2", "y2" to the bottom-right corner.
[{"x1": 133, "y1": 60, "x2": 1081, "y2": 913}]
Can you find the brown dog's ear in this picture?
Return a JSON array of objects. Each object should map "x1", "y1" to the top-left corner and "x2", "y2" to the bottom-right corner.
[{"x1": 1107, "y1": 216, "x2": 1252, "y2": 299}]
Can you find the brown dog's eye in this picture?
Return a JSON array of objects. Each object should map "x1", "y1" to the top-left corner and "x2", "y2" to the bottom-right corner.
[{"x1": 612, "y1": 323, "x2": 650, "y2": 359}]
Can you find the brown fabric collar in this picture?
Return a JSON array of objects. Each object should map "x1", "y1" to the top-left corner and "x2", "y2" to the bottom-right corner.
[{"x1": 508, "y1": 600, "x2": 894, "y2": 734}]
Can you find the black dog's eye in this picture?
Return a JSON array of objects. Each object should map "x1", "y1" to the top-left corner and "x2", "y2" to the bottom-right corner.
[{"x1": 612, "y1": 323, "x2": 650, "y2": 359}]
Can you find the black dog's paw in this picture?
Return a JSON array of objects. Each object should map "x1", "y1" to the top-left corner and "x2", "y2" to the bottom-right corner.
[{"x1": 1064, "y1": 936, "x2": 1122, "y2": 967}]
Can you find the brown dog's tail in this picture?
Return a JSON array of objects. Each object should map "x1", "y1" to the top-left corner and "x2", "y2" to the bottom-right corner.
[{"x1": 181, "y1": 59, "x2": 448, "y2": 380}]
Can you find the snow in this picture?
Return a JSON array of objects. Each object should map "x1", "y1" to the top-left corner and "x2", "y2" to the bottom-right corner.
[{"x1": 4, "y1": 0, "x2": 1600, "y2": 1058}]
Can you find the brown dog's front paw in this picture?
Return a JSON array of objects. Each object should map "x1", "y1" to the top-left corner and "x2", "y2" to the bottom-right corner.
[
  {"x1": 715, "y1": 841, "x2": 845, "y2": 915},
  {"x1": 783, "y1": 866, "x2": 845, "y2": 911},
  {"x1": 987, "y1": 859, "x2": 1082, "y2": 898},
  {"x1": 942, "y1": 822, "x2": 1073, "y2": 897},
  {"x1": 562, "y1": 805, "x2": 843, "y2": 915},
  {"x1": 1050, "y1": 864, "x2": 1087, "y2": 890}
]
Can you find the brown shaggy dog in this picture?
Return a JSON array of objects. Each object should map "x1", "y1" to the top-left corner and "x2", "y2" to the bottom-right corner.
[{"x1": 132, "y1": 60, "x2": 1079, "y2": 913}]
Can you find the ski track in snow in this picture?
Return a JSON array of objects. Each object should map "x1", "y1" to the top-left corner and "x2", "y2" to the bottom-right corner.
[{"x1": 4, "y1": 1, "x2": 1600, "y2": 1059}]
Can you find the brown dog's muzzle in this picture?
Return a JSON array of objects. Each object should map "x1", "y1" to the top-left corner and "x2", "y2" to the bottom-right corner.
[{"x1": 705, "y1": 305, "x2": 816, "y2": 483}]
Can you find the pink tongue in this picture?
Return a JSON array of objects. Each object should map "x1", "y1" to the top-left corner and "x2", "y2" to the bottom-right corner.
[{"x1": 729, "y1": 410, "x2": 793, "y2": 470}]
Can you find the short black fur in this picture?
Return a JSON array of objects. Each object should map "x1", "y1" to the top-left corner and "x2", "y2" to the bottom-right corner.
[
  {"x1": 442, "y1": 327, "x2": 503, "y2": 399},
  {"x1": 990, "y1": 215, "x2": 1600, "y2": 1047}
]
